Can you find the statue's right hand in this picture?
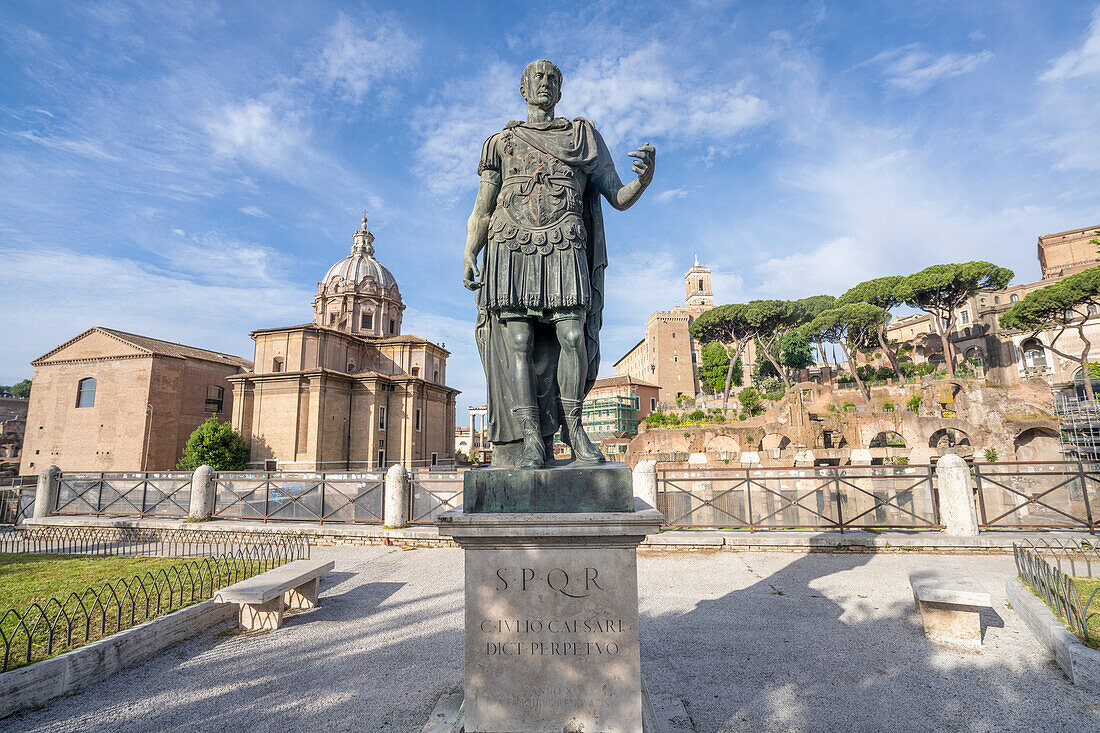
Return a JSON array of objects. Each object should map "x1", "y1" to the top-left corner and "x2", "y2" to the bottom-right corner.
[{"x1": 463, "y1": 256, "x2": 482, "y2": 291}]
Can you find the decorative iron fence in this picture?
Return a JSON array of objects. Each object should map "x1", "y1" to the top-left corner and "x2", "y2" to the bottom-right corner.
[
  {"x1": 1014, "y1": 541, "x2": 1100, "y2": 644},
  {"x1": 0, "y1": 550, "x2": 296, "y2": 672},
  {"x1": 0, "y1": 525, "x2": 310, "y2": 560},
  {"x1": 410, "y1": 470, "x2": 463, "y2": 524},
  {"x1": 1017, "y1": 537, "x2": 1100, "y2": 577},
  {"x1": 974, "y1": 462, "x2": 1099, "y2": 532},
  {"x1": 657, "y1": 465, "x2": 940, "y2": 530},
  {"x1": 54, "y1": 472, "x2": 192, "y2": 518},
  {"x1": 213, "y1": 472, "x2": 384, "y2": 524}
]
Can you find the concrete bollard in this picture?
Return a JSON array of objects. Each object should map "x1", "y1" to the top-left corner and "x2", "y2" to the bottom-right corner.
[
  {"x1": 384, "y1": 464, "x2": 410, "y2": 528},
  {"x1": 632, "y1": 460, "x2": 658, "y2": 510},
  {"x1": 33, "y1": 465, "x2": 61, "y2": 519},
  {"x1": 937, "y1": 453, "x2": 980, "y2": 536},
  {"x1": 189, "y1": 464, "x2": 216, "y2": 520}
]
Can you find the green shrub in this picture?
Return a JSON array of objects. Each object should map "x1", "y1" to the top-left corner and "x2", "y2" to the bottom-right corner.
[
  {"x1": 882, "y1": 401, "x2": 895, "y2": 412},
  {"x1": 906, "y1": 394, "x2": 921, "y2": 412},
  {"x1": 177, "y1": 417, "x2": 249, "y2": 471},
  {"x1": 738, "y1": 387, "x2": 763, "y2": 415},
  {"x1": 983, "y1": 447, "x2": 999, "y2": 462}
]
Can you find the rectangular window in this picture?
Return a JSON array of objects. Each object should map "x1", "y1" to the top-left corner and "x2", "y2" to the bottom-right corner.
[
  {"x1": 650, "y1": 397, "x2": 657, "y2": 410},
  {"x1": 361, "y1": 313, "x2": 373, "y2": 329},
  {"x1": 431, "y1": 452, "x2": 438, "y2": 466},
  {"x1": 379, "y1": 406, "x2": 387, "y2": 430},
  {"x1": 264, "y1": 459, "x2": 277, "y2": 471},
  {"x1": 377, "y1": 450, "x2": 385, "y2": 469},
  {"x1": 416, "y1": 407, "x2": 422, "y2": 431},
  {"x1": 960, "y1": 310, "x2": 969, "y2": 325},
  {"x1": 329, "y1": 313, "x2": 337, "y2": 325},
  {"x1": 76, "y1": 378, "x2": 96, "y2": 408},
  {"x1": 205, "y1": 385, "x2": 224, "y2": 413},
  {"x1": 389, "y1": 319, "x2": 396, "y2": 334}
]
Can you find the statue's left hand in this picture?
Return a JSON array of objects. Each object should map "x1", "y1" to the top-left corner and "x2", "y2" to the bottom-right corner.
[{"x1": 628, "y1": 142, "x2": 655, "y2": 186}]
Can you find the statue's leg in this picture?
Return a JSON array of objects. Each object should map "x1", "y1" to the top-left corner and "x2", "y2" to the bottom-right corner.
[
  {"x1": 504, "y1": 318, "x2": 545, "y2": 468},
  {"x1": 554, "y1": 317, "x2": 605, "y2": 464}
]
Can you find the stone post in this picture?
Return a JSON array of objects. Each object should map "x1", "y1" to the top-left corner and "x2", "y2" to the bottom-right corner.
[
  {"x1": 384, "y1": 463, "x2": 410, "y2": 528},
  {"x1": 33, "y1": 465, "x2": 61, "y2": 519},
  {"x1": 849, "y1": 448, "x2": 873, "y2": 466},
  {"x1": 937, "y1": 453, "x2": 979, "y2": 536},
  {"x1": 632, "y1": 460, "x2": 658, "y2": 510},
  {"x1": 188, "y1": 464, "x2": 216, "y2": 520}
]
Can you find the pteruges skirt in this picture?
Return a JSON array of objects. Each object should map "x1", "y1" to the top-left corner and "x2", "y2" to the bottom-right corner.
[{"x1": 478, "y1": 212, "x2": 591, "y2": 314}]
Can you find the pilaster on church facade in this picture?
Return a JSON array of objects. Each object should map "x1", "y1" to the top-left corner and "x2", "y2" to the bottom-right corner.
[{"x1": 229, "y1": 218, "x2": 459, "y2": 471}]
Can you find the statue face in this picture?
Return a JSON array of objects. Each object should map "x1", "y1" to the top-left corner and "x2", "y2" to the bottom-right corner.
[{"x1": 521, "y1": 61, "x2": 562, "y2": 110}]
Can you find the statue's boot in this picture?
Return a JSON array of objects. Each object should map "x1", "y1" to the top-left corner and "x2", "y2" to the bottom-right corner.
[
  {"x1": 560, "y1": 398, "x2": 606, "y2": 464},
  {"x1": 512, "y1": 406, "x2": 546, "y2": 469}
]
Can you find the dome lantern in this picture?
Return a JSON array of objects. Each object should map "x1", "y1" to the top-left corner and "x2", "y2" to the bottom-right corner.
[{"x1": 313, "y1": 215, "x2": 404, "y2": 337}]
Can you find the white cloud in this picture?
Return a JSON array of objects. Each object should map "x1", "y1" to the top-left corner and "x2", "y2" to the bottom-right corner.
[
  {"x1": 968, "y1": 31, "x2": 986, "y2": 42},
  {"x1": 11, "y1": 130, "x2": 119, "y2": 161},
  {"x1": 411, "y1": 45, "x2": 770, "y2": 201},
  {"x1": 655, "y1": 188, "x2": 688, "y2": 203},
  {"x1": 868, "y1": 45, "x2": 993, "y2": 94},
  {"x1": 239, "y1": 205, "x2": 270, "y2": 218},
  {"x1": 204, "y1": 98, "x2": 308, "y2": 169},
  {"x1": 1041, "y1": 6, "x2": 1100, "y2": 82},
  {"x1": 309, "y1": 12, "x2": 420, "y2": 102}
]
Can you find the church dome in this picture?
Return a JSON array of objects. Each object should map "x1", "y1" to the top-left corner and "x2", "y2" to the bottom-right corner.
[{"x1": 321, "y1": 217, "x2": 397, "y2": 291}]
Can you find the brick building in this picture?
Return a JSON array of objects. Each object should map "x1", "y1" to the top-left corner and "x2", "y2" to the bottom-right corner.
[
  {"x1": 19, "y1": 328, "x2": 250, "y2": 473},
  {"x1": 613, "y1": 258, "x2": 723, "y2": 403},
  {"x1": 229, "y1": 217, "x2": 458, "y2": 470}
]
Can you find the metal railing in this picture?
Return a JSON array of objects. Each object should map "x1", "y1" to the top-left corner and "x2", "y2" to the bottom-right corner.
[
  {"x1": 410, "y1": 470, "x2": 463, "y2": 524},
  {"x1": 974, "y1": 462, "x2": 1099, "y2": 532},
  {"x1": 1, "y1": 476, "x2": 37, "y2": 524},
  {"x1": 657, "y1": 465, "x2": 939, "y2": 530},
  {"x1": 0, "y1": 544, "x2": 301, "y2": 672},
  {"x1": 1014, "y1": 540, "x2": 1100, "y2": 644},
  {"x1": 54, "y1": 472, "x2": 192, "y2": 518},
  {"x1": 214, "y1": 472, "x2": 384, "y2": 524},
  {"x1": 0, "y1": 525, "x2": 310, "y2": 559}
]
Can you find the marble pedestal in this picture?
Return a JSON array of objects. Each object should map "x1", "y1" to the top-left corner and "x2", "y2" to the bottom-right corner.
[{"x1": 437, "y1": 501, "x2": 662, "y2": 733}]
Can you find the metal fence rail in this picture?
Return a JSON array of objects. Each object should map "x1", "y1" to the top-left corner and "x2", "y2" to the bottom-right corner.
[
  {"x1": 54, "y1": 472, "x2": 192, "y2": 518},
  {"x1": 0, "y1": 526, "x2": 310, "y2": 560},
  {"x1": 410, "y1": 471, "x2": 463, "y2": 524},
  {"x1": 0, "y1": 549, "x2": 294, "y2": 672},
  {"x1": 1018, "y1": 537, "x2": 1100, "y2": 577},
  {"x1": 974, "y1": 462, "x2": 1099, "y2": 532},
  {"x1": 213, "y1": 472, "x2": 384, "y2": 524},
  {"x1": 657, "y1": 465, "x2": 940, "y2": 530},
  {"x1": 1014, "y1": 541, "x2": 1100, "y2": 644}
]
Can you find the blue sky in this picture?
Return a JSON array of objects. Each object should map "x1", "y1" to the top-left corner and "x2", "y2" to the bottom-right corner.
[{"x1": 2, "y1": 1, "x2": 1099, "y2": 419}]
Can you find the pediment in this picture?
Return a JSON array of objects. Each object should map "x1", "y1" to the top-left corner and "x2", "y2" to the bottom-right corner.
[{"x1": 35, "y1": 328, "x2": 151, "y2": 364}]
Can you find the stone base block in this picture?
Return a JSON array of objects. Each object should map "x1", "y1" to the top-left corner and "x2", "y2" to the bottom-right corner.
[
  {"x1": 463, "y1": 462, "x2": 633, "y2": 513},
  {"x1": 285, "y1": 578, "x2": 319, "y2": 610},
  {"x1": 239, "y1": 596, "x2": 284, "y2": 631},
  {"x1": 438, "y1": 506, "x2": 663, "y2": 732},
  {"x1": 917, "y1": 599, "x2": 981, "y2": 648}
]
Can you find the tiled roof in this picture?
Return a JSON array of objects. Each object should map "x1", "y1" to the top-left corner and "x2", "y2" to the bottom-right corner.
[
  {"x1": 92, "y1": 328, "x2": 252, "y2": 369},
  {"x1": 591, "y1": 375, "x2": 659, "y2": 389}
]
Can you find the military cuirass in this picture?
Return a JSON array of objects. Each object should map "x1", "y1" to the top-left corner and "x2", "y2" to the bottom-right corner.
[{"x1": 488, "y1": 129, "x2": 588, "y2": 256}]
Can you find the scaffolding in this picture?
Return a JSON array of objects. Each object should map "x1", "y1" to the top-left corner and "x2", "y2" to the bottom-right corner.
[
  {"x1": 1053, "y1": 395, "x2": 1100, "y2": 462},
  {"x1": 582, "y1": 395, "x2": 640, "y2": 440}
]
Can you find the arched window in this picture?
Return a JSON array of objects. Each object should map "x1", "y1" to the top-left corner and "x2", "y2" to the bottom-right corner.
[
  {"x1": 1010, "y1": 294, "x2": 1019, "y2": 303},
  {"x1": 76, "y1": 378, "x2": 96, "y2": 408},
  {"x1": 347, "y1": 362, "x2": 356, "y2": 373},
  {"x1": 698, "y1": 279, "x2": 704, "y2": 291},
  {"x1": 1021, "y1": 339, "x2": 1046, "y2": 370},
  {"x1": 1088, "y1": 304, "x2": 1099, "y2": 317},
  {"x1": 205, "y1": 385, "x2": 224, "y2": 413},
  {"x1": 994, "y1": 296, "x2": 1000, "y2": 304}
]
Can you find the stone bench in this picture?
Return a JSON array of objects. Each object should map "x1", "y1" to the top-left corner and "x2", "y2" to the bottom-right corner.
[
  {"x1": 907, "y1": 563, "x2": 991, "y2": 648},
  {"x1": 213, "y1": 559, "x2": 334, "y2": 631}
]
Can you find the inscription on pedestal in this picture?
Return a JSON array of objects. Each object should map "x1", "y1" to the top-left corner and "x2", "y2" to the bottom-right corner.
[{"x1": 464, "y1": 549, "x2": 642, "y2": 732}]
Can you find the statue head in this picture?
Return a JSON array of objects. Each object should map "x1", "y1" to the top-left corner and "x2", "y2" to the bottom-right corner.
[{"x1": 520, "y1": 59, "x2": 562, "y2": 112}]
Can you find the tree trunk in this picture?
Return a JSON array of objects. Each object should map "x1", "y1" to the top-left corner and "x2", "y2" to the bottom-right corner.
[
  {"x1": 1080, "y1": 324, "x2": 1095, "y2": 401},
  {"x1": 721, "y1": 342, "x2": 745, "y2": 410},
  {"x1": 929, "y1": 310, "x2": 955, "y2": 378},
  {"x1": 840, "y1": 341, "x2": 870, "y2": 401},
  {"x1": 878, "y1": 323, "x2": 903, "y2": 379},
  {"x1": 761, "y1": 334, "x2": 791, "y2": 388},
  {"x1": 816, "y1": 340, "x2": 827, "y2": 366}
]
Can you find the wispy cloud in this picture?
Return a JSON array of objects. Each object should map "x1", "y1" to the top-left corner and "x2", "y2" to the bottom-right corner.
[
  {"x1": 1036, "y1": 4, "x2": 1100, "y2": 171},
  {"x1": 1041, "y1": 6, "x2": 1100, "y2": 81},
  {"x1": 307, "y1": 11, "x2": 420, "y2": 103},
  {"x1": 655, "y1": 188, "x2": 688, "y2": 203},
  {"x1": 868, "y1": 44, "x2": 993, "y2": 94}
]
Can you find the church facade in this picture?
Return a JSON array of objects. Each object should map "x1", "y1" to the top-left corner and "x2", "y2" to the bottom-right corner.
[{"x1": 228, "y1": 218, "x2": 458, "y2": 470}]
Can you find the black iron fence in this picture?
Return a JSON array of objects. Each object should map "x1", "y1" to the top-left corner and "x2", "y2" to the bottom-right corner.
[
  {"x1": 1014, "y1": 540, "x2": 1100, "y2": 644},
  {"x1": 974, "y1": 462, "x2": 1100, "y2": 532},
  {"x1": 0, "y1": 525, "x2": 310, "y2": 560},
  {"x1": 0, "y1": 547, "x2": 300, "y2": 672},
  {"x1": 657, "y1": 465, "x2": 939, "y2": 530}
]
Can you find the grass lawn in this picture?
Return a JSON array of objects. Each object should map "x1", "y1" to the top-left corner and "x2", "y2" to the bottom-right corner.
[
  {"x1": 1072, "y1": 576, "x2": 1100, "y2": 648},
  {"x1": 0, "y1": 554, "x2": 189, "y2": 611},
  {"x1": 0, "y1": 553, "x2": 262, "y2": 671}
]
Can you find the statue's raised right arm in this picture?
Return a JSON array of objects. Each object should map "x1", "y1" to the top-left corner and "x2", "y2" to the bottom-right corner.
[{"x1": 594, "y1": 140, "x2": 656, "y2": 211}]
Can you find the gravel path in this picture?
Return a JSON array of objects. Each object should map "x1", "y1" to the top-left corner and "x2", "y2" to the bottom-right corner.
[{"x1": 7, "y1": 546, "x2": 1099, "y2": 732}]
